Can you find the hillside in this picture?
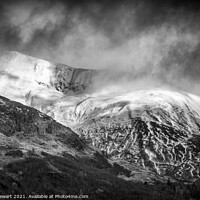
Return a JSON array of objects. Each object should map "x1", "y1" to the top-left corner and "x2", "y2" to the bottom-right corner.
[{"x1": 0, "y1": 95, "x2": 193, "y2": 200}]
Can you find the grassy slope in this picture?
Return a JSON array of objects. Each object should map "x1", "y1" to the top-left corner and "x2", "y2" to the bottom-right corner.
[{"x1": 1, "y1": 151, "x2": 200, "y2": 200}]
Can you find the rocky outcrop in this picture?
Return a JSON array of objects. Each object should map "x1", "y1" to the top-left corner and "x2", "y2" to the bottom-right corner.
[{"x1": 53, "y1": 64, "x2": 96, "y2": 93}]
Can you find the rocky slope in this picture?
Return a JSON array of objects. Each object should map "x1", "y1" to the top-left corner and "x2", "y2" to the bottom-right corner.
[
  {"x1": 0, "y1": 94, "x2": 90, "y2": 158},
  {"x1": 43, "y1": 90, "x2": 200, "y2": 182}
]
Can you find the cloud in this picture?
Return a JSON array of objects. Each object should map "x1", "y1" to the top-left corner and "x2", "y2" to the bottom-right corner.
[
  {"x1": 1, "y1": 0, "x2": 200, "y2": 94},
  {"x1": 4, "y1": 1, "x2": 65, "y2": 44}
]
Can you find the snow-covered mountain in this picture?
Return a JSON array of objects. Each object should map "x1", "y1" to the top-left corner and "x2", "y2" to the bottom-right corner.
[
  {"x1": 0, "y1": 51, "x2": 96, "y2": 107},
  {"x1": 44, "y1": 89, "x2": 200, "y2": 182},
  {"x1": 1, "y1": 51, "x2": 200, "y2": 183}
]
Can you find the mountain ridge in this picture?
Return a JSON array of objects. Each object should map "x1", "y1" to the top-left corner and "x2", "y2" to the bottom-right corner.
[{"x1": 0, "y1": 51, "x2": 97, "y2": 107}]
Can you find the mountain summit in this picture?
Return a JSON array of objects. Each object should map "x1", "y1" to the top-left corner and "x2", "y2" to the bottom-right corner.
[{"x1": 0, "y1": 51, "x2": 96, "y2": 107}]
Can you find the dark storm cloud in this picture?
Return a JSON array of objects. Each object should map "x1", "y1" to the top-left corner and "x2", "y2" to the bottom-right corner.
[
  {"x1": 1, "y1": 0, "x2": 200, "y2": 49},
  {"x1": 0, "y1": 1, "x2": 20, "y2": 49},
  {"x1": 1, "y1": 0, "x2": 200, "y2": 94}
]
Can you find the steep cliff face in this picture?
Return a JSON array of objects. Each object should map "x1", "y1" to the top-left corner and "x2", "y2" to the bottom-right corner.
[{"x1": 54, "y1": 64, "x2": 96, "y2": 93}]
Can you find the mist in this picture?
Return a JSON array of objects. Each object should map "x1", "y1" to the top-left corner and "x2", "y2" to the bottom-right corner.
[{"x1": 1, "y1": 0, "x2": 200, "y2": 95}]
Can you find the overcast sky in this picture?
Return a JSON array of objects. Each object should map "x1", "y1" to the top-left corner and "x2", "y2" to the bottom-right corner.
[{"x1": 1, "y1": 0, "x2": 200, "y2": 94}]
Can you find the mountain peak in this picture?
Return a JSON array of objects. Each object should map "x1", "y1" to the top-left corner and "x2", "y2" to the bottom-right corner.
[{"x1": 0, "y1": 50, "x2": 96, "y2": 107}]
